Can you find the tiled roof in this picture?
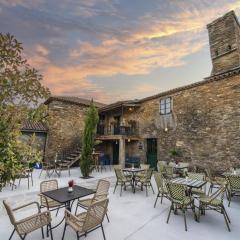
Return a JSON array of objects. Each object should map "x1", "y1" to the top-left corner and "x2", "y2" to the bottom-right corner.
[
  {"x1": 99, "y1": 100, "x2": 140, "y2": 112},
  {"x1": 21, "y1": 120, "x2": 48, "y2": 132},
  {"x1": 44, "y1": 96, "x2": 106, "y2": 108}
]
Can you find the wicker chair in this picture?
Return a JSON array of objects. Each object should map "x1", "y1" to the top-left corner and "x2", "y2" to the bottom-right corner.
[
  {"x1": 163, "y1": 165, "x2": 179, "y2": 179},
  {"x1": 62, "y1": 198, "x2": 109, "y2": 240},
  {"x1": 135, "y1": 168, "x2": 155, "y2": 196},
  {"x1": 75, "y1": 179, "x2": 110, "y2": 222},
  {"x1": 113, "y1": 168, "x2": 132, "y2": 196},
  {"x1": 136, "y1": 164, "x2": 150, "y2": 178},
  {"x1": 187, "y1": 172, "x2": 206, "y2": 197},
  {"x1": 17, "y1": 166, "x2": 33, "y2": 190},
  {"x1": 226, "y1": 175, "x2": 240, "y2": 207},
  {"x1": 166, "y1": 182, "x2": 197, "y2": 231},
  {"x1": 3, "y1": 200, "x2": 53, "y2": 240},
  {"x1": 39, "y1": 161, "x2": 55, "y2": 178},
  {"x1": 39, "y1": 179, "x2": 64, "y2": 216},
  {"x1": 153, "y1": 172, "x2": 169, "y2": 207},
  {"x1": 205, "y1": 168, "x2": 226, "y2": 194},
  {"x1": 198, "y1": 184, "x2": 231, "y2": 232}
]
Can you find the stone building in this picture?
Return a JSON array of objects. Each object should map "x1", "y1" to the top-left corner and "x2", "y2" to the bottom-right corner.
[
  {"x1": 41, "y1": 11, "x2": 240, "y2": 173},
  {"x1": 96, "y1": 11, "x2": 240, "y2": 172},
  {"x1": 44, "y1": 96, "x2": 105, "y2": 161}
]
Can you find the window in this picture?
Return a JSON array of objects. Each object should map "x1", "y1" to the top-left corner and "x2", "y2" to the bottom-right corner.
[{"x1": 160, "y1": 97, "x2": 172, "y2": 115}]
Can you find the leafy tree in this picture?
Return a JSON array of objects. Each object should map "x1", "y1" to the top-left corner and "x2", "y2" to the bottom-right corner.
[
  {"x1": 80, "y1": 101, "x2": 99, "y2": 178},
  {"x1": 0, "y1": 33, "x2": 50, "y2": 190}
]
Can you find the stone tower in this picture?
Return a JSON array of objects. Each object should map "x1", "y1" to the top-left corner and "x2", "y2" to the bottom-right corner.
[{"x1": 207, "y1": 10, "x2": 240, "y2": 76}]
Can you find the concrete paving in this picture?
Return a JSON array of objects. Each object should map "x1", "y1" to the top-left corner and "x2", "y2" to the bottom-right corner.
[{"x1": 0, "y1": 168, "x2": 239, "y2": 240}]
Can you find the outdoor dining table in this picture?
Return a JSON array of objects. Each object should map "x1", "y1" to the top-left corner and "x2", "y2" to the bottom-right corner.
[
  {"x1": 123, "y1": 168, "x2": 145, "y2": 193},
  {"x1": 171, "y1": 177, "x2": 207, "y2": 190},
  {"x1": 42, "y1": 185, "x2": 95, "y2": 229}
]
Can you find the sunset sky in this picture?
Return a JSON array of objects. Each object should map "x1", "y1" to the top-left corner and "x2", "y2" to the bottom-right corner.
[{"x1": 1, "y1": 0, "x2": 240, "y2": 103}]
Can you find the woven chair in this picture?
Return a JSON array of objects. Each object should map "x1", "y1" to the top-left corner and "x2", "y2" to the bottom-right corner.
[
  {"x1": 187, "y1": 172, "x2": 206, "y2": 197},
  {"x1": 39, "y1": 179, "x2": 64, "y2": 216},
  {"x1": 135, "y1": 168, "x2": 155, "y2": 196},
  {"x1": 164, "y1": 166, "x2": 178, "y2": 179},
  {"x1": 198, "y1": 184, "x2": 231, "y2": 232},
  {"x1": 226, "y1": 175, "x2": 240, "y2": 207},
  {"x1": 3, "y1": 200, "x2": 53, "y2": 240},
  {"x1": 113, "y1": 168, "x2": 132, "y2": 196},
  {"x1": 205, "y1": 168, "x2": 226, "y2": 194},
  {"x1": 153, "y1": 172, "x2": 169, "y2": 207},
  {"x1": 17, "y1": 166, "x2": 33, "y2": 190},
  {"x1": 75, "y1": 179, "x2": 110, "y2": 222},
  {"x1": 166, "y1": 182, "x2": 197, "y2": 231},
  {"x1": 62, "y1": 198, "x2": 109, "y2": 240},
  {"x1": 39, "y1": 161, "x2": 55, "y2": 178},
  {"x1": 136, "y1": 164, "x2": 150, "y2": 178}
]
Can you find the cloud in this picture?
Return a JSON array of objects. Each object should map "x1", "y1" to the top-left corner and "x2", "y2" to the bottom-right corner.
[{"x1": 13, "y1": 0, "x2": 240, "y2": 103}]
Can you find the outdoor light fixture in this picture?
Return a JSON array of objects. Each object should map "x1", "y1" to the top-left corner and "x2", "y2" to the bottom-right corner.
[
  {"x1": 165, "y1": 127, "x2": 168, "y2": 132},
  {"x1": 127, "y1": 138, "x2": 131, "y2": 142},
  {"x1": 128, "y1": 107, "x2": 133, "y2": 111}
]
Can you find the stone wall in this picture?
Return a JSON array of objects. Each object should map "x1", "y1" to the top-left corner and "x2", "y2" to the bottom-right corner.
[
  {"x1": 130, "y1": 74, "x2": 240, "y2": 173},
  {"x1": 207, "y1": 11, "x2": 240, "y2": 75},
  {"x1": 45, "y1": 100, "x2": 87, "y2": 161}
]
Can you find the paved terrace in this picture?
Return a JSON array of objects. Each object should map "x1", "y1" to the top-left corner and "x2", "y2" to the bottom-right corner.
[{"x1": 0, "y1": 168, "x2": 239, "y2": 240}]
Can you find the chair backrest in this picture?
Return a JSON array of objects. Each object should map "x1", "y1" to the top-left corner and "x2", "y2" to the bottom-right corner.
[
  {"x1": 113, "y1": 165, "x2": 122, "y2": 170},
  {"x1": 3, "y1": 200, "x2": 16, "y2": 225},
  {"x1": 144, "y1": 168, "x2": 153, "y2": 181},
  {"x1": 166, "y1": 182, "x2": 186, "y2": 203},
  {"x1": 209, "y1": 184, "x2": 226, "y2": 204},
  {"x1": 140, "y1": 164, "x2": 150, "y2": 170},
  {"x1": 95, "y1": 179, "x2": 110, "y2": 201},
  {"x1": 83, "y1": 198, "x2": 109, "y2": 232},
  {"x1": 205, "y1": 168, "x2": 213, "y2": 180},
  {"x1": 154, "y1": 172, "x2": 166, "y2": 192},
  {"x1": 40, "y1": 179, "x2": 58, "y2": 193},
  {"x1": 164, "y1": 166, "x2": 174, "y2": 176},
  {"x1": 187, "y1": 172, "x2": 205, "y2": 181},
  {"x1": 227, "y1": 175, "x2": 240, "y2": 190},
  {"x1": 114, "y1": 168, "x2": 124, "y2": 182}
]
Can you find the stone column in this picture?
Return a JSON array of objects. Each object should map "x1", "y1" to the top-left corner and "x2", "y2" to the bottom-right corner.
[{"x1": 119, "y1": 137, "x2": 125, "y2": 167}]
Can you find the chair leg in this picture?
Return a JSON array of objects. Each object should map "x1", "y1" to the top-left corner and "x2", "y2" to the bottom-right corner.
[
  {"x1": 183, "y1": 209, "x2": 187, "y2": 231},
  {"x1": 41, "y1": 227, "x2": 44, "y2": 239},
  {"x1": 166, "y1": 203, "x2": 173, "y2": 223},
  {"x1": 49, "y1": 223, "x2": 53, "y2": 240},
  {"x1": 27, "y1": 177, "x2": 30, "y2": 190},
  {"x1": 62, "y1": 223, "x2": 67, "y2": 240},
  {"x1": 19, "y1": 234, "x2": 26, "y2": 240},
  {"x1": 160, "y1": 194, "x2": 164, "y2": 204},
  {"x1": 120, "y1": 184, "x2": 123, "y2": 196},
  {"x1": 154, "y1": 192, "x2": 159, "y2": 208},
  {"x1": 101, "y1": 224, "x2": 106, "y2": 240},
  {"x1": 106, "y1": 212, "x2": 110, "y2": 222},
  {"x1": 113, "y1": 182, "x2": 118, "y2": 194},
  {"x1": 222, "y1": 208, "x2": 231, "y2": 232},
  {"x1": 146, "y1": 185, "x2": 148, "y2": 197},
  {"x1": 150, "y1": 183, "x2": 155, "y2": 194},
  {"x1": 76, "y1": 232, "x2": 80, "y2": 240},
  {"x1": 56, "y1": 207, "x2": 60, "y2": 217},
  {"x1": 9, "y1": 229, "x2": 15, "y2": 240},
  {"x1": 222, "y1": 206, "x2": 231, "y2": 223}
]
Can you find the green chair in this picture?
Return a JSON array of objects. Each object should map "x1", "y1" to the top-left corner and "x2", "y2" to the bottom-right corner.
[
  {"x1": 226, "y1": 175, "x2": 240, "y2": 207},
  {"x1": 164, "y1": 166, "x2": 178, "y2": 179},
  {"x1": 135, "y1": 168, "x2": 155, "y2": 196},
  {"x1": 187, "y1": 172, "x2": 206, "y2": 197},
  {"x1": 198, "y1": 184, "x2": 231, "y2": 232},
  {"x1": 166, "y1": 182, "x2": 197, "y2": 231},
  {"x1": 113, "y1": 168, "x2": 132, "y2": 196},
  {"x1": 153, "y1": 172, "x2": 169, "y2": 207}
]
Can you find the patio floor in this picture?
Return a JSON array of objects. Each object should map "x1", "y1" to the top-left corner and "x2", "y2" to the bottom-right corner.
[{"x1": 0, "y1": 167, "x2": 239, "y2": 240}]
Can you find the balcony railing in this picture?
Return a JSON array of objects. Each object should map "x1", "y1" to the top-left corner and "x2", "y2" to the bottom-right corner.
[{"x1": 97, "y1": 124, "x2": 139, "y2": 136}]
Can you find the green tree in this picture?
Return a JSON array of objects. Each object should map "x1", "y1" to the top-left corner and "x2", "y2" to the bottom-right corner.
[
  {"x1": 80, "y1": 101, "x2": 99, "y2": 178},
  {"x1": 0, "y1": 33, "x2": 50, "y2": 190}
]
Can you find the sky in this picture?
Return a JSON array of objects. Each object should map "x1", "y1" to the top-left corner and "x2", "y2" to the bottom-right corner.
[{"x1": 1, "y1": 0, "x2": 240, "y2": 104}]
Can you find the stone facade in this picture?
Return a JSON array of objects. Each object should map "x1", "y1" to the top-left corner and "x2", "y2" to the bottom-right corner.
[
  {"x1": 207, "y1": 11, "x2": 240, "y2": 75},
  {"x1": 45, "y1": 100, "x2": 88, "y2": 161}
]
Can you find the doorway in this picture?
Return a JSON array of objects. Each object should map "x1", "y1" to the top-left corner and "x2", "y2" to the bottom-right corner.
[
  {"x1": 146, "y1": 138, "x2": 157, "y2": 170},
  {"x1": 112, "y1": 141, "x2": 119, "y2": 164}
]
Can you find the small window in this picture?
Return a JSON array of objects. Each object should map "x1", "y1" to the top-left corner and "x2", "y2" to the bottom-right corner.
[{"x1": 160, "y1": 97, "x2": 172, "y2": 115}]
